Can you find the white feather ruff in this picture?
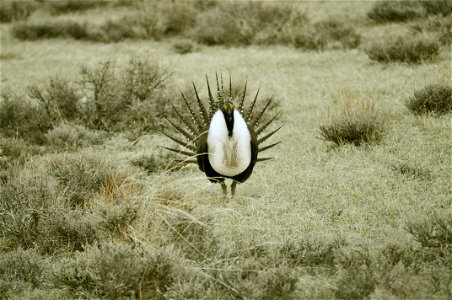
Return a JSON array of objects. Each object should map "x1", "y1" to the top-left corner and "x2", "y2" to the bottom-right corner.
[{"x1": 207, "y1": 109, "x2": 252, "y2": 177}]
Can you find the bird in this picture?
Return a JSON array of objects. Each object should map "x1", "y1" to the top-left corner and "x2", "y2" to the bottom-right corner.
[{"x1": 162, "y1": 74, "x2": 281, "y2": 196}]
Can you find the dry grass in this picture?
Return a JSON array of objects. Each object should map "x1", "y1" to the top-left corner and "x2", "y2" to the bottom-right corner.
[{"x1": 0, "y1": 1, "x2": 450, "y2": 299}]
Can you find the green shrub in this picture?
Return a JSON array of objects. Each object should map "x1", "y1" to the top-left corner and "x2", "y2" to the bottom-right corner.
[
  {"x1": 368, "y1": 1, "x2": 426, "y2": 23},
  {"x1": 365, "y1": 34, "x2": 440, "y2": 63},
  {"x1": 0, "y1": 92, "x2": 53, "y2": 144},
  {"x1": 319, "y1": 92, "x2": 385, "y2": 146},
  {"x1": 406, "y1": 84, "x2": 452, "y2": 115},
  {"x1": 53, "y1": 243, "x2": 178, "y2": 298}
]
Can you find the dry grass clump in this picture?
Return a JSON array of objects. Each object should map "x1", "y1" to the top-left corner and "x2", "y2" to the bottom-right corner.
[
  {"x1": 410, "y1": 15, "x2": 452, "y2": 45},
  {"x1": 45, "y1": 123, "x2": 107, "y2": 151},
  {"x1": 319, "y1": 92, "x2": 385, "y2": 146},
  {"x1": 365, "y1": 33, "x2": 440, "y2": 63},
  {"x1": 405, "y1": 84, "x2": 452, "y2": 115}
]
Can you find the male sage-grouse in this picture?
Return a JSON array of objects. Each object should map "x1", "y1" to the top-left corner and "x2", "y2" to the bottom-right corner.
[{"x1": 163, "y1": 74, "x2": 281, "y2": 196}]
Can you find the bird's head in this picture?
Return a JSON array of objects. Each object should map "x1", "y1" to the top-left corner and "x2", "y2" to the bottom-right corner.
[{"x1": 220, "y1": 101, "x2": 235, "y2": 122}]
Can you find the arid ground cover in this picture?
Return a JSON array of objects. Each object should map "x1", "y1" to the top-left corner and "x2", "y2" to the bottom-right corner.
[{"x1": 0, "y1": 1, "x2": 451, "y2": 299}]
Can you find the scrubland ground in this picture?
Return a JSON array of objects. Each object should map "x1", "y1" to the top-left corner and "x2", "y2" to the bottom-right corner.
[{"x1": 0, "y1": 1, "x2": 451, "y2": 299}]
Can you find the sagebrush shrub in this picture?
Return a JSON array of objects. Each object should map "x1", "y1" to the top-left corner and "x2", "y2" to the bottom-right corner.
[
  {"x1": 11, "y1": 19, "x2": 88, "y2": 40},
  {"x1": 420, "y1": 0, "x2": 452, "y2": 16},
  {"x1": 0, "y1": 0, "x2": 38, "y2": 23},
  {"x1": 0, "y1": 93, "x2": 53, "y2": 144},
  {"x1": 53, "y1": 243, "x2": 178, "y2": 298},
  {"x1": 319, "y1": 92, "x2": 385, "y2": 146},
  {"x1": 368, "y1": 1, "x2": 426, "y2": 23},
  {"x1": 405, "y1": 84, "x2": 452, "y2": 114},
  {"x1": 28, "y1": 78, "x2": 80, "y2": 121},
  {"x1": 366, "y1": 33, "x2": 440, "y2": 63},
  {"x1": 48, "y1": 154, "x2": 113, "y2": 207},
  {"x1": 45, "y1": 123, "x2": 107, "y2": 151},
  {"x1": 410, "y1": 16, "x2": 452, "y2": 45},
  {"x1": 406, "y1": 210, "x2": 452, "y2": 250},
  {"x1": 172, "y1": 39, "x2": 196, "y2": 54}
]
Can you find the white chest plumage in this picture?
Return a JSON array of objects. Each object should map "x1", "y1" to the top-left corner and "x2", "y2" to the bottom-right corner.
[{"x1": 207, "y1": 109, "x2": 252, "y2": 177}]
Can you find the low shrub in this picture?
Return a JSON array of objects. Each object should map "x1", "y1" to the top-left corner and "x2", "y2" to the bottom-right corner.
[
  {"x1": 172, "y1": 39, "x2": 196, "y2": 54},
  {"x1": 410, "y1": 15, "x2": 452, "y2": 45},
  {"x1": 319, "y1": 92, "x2": 385, "y2": 146},
  {"x1": 365, "y1": 33, "x2": 440, "y2": 63},
  {"x1": 405, "y1": 84, "x2": 452, "y2": 114},
  {"x1": 45, "y1": 123, "x2": 107, "y2": 151},
  {"x1": 192, "y1": 2, "x2": 308, "y2": 46},
  {"x1": 0, "y1": 92, "x2": 53, "y2": 144},
  {"x1": 368, "y1": 1, "x2": 426, "y2": 23},
  {"x1": 53, "y1": 243, "x2": 178, "y2": 299},
  {"x1": 48, "y1": 154, "x2": 113, "y2": 207},
  {"x1": 406, "y1": 210, "x2": 452, "y2": 250},
  {"x1": 0, "y1": 0, "x2": 38, "y2": 23},
  {"x1": 28, "y1": 78, "x2": 80, "y2": 121},
  {"x1": 11, "y1": 19, "x2": 88, "y2": 40},
  {"x1": 0, "y1": 249, "x2": 46, "y2": 297},
  {"x1": 420, "y1": 0, "x2": 452, "y2": 16}
]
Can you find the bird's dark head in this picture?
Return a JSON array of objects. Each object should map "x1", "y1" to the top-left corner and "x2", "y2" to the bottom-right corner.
[{"x1": 220, "y1": 101, "x2": 235, "y2": 135}]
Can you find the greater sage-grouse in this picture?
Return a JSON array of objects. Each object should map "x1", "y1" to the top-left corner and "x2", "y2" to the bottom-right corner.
[{"x1": 163, "y1": 74, "x2": 281, "y2": 196}]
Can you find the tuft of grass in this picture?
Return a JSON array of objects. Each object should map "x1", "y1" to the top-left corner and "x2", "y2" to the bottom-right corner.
[
  {"x1": 405, "y1": 84, "x2": 452, "y2": 115},
  {"x1": 406, "y1": 210, "x2": 452, "y2": 250},
  {"x1": 365, "y1": 33, "x2": 440, "y2": 63},
  {"x1": 319, "y1": 91, "x2": 385, "y2": 146}
]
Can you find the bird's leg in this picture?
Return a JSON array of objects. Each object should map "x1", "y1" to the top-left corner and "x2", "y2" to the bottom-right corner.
[
  {"x1": 231, "y1": 181, "x2": 237, "y2": 197},
  {"x1": 221, "y1": 182, "x2": 227, "y2": 196}
]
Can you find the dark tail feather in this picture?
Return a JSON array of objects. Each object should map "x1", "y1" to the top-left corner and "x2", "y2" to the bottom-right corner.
[
  {"x1": 192, "y1": 82, "x2": 209, "y2": 125},
  {"x1": 170, "y1": 103, "x2": 198, "y2": 135},
  {"x1": 216, "y1": 72, "x2": 224, "y2": 102},
  {"x1": 163, "y1": 146, "x2": 196, "y2": 157},
  {"x1": 258, "y1": 141, "x2": 280, "y2": 153},
  {"x1": 165, "y1": 116, "x2": 196, "y2": 141},
  {"x1": 257, "y1": 125, "x2": 283, "y2": 145},
  {"x1": 257, "y1": 157, "x2": 273, "y2": 162},
  {"x1": 246, "y1": 83, "x2": 261, "y2": 122},
  {"x1": 238, "y1": 77, "x2": 247, "y2": 113},
  {"x1": 162, "y1": 131, "x2": 197, "y2": 152},
  {"x1": 255, "y1": 112, "x2": 280, "y2": 136},
  {"x1": 181, "y1": 92, "x2": 204, "y2": 131},
  {"x1": 251, "y1": 97, "x2": 273, "y2": 128},
  {"x1": 206, "y1": 75, "x2": 216, "y2": 116}
]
